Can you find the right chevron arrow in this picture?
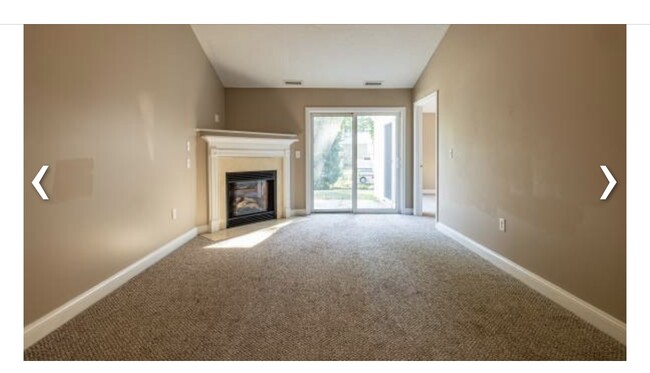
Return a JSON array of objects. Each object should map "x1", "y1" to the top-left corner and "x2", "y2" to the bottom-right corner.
[{"x1": 600, "y1": 165, "x2": 617, "y2": 200}]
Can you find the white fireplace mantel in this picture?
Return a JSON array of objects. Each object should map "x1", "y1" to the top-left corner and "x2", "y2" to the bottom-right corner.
[{"x1": 202, "y1": 132, "x2": 298, "y2": 232}]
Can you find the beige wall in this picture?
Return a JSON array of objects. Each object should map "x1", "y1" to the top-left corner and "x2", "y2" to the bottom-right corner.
[
  {"x1": 414, "y1": 25, "x2": 626, "y2": 321},
  {"x1": 224, "y1": 88, "x2": 413, "y2": 210},
  {"x1": 422, "y1": 113, "x2": 437, "y2": 190},
  {"x1": 24, "y1": 25, "x2": 225, "y2": 324}
]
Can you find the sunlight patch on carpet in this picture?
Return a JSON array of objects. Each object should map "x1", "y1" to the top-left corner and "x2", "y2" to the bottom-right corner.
[{"x1": 203, "y1": 220, "x2": 294, "y2": 249}]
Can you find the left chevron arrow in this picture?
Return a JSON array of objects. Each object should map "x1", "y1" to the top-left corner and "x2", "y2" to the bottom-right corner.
[{"x1": 32, "y1": 165, "x2": 49, "y2": 200}]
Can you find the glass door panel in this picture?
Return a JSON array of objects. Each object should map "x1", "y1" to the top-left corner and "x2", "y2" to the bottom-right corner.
[
  {"x1": 312, "y1": 114, "x2": 353, "y2": 211},
  {"x1": 355, "y1": 114, "x2": 397, "y2": 210}
]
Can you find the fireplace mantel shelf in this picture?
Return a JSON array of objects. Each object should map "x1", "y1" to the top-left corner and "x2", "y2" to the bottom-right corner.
[{"x1": 197, "y1": 128, "x2": 297, "y2": 139}]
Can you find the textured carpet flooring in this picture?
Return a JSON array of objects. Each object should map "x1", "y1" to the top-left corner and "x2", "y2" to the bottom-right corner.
[{"x1": 24, "y1": 214, "x2": 625, "y2": 360}]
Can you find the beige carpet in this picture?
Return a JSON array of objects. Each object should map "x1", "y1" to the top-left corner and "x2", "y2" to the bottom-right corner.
[{"x1": 24, "y1": 214, "x2": 625, "y2": 360}]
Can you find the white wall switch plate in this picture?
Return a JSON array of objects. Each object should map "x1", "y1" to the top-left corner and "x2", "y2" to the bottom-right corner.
[
  {"x1": 186, "y1": 158, "x2": 191, "y2": 169},
  {"x1": 449, "y1": 148, "x2": 454, "y2": 159},
  {"x1": 186, "y1": 140, "x2": 191, "y2": 152},
  {"x1": 172, "y1": 208, "x2": 177, "y2": 220},
  {"x1": 214, "y1": 114, "x2": 220, "y2": 123},
  {"x1": 499, "y1": 218, "x2": 506, "y2": 232},
  {"x1": 296, "y1": 150, "x2": 301, "y2": 159}
]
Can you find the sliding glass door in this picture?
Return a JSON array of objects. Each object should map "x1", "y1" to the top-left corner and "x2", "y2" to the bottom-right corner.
[
  {"x1": 355, "y1": 114, "x2": 397, "y2": 211},
  {"x1": 310, "y1": 111, "x2": 399, "y2": 213},
  {"x1": 311, "y1": 114, "x2": 353, "y2": 211}
]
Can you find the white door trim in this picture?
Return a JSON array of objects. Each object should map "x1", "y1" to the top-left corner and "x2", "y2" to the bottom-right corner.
[
  {"x1": 413, "y1": 91, "x2": 438, "y2": 219},
  {"x1": 305, "y1": 107, "x2": 406, "y2": 214}
]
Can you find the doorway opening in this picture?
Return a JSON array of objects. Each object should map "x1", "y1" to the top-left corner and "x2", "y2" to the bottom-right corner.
[
  {"x1": 305, "y1": 107, "x2": 405, "y2": 214},
  {"x1": 413, "y1": 91, "x2": 438, "y2": 219}
]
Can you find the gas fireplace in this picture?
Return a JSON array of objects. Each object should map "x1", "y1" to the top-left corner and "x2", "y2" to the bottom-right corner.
[{"x1": 226, "y1": 170, "x2": 277, "y2": 228}]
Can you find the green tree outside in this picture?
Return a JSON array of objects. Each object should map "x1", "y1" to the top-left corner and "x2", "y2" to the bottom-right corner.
[{"x1": 315, "y1": 130, "x2": 343, "y2": 190}]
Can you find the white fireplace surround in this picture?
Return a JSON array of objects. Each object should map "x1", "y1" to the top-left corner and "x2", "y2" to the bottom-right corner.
[{"x1": 201, "y1": 130, "x2": 298, "y2": 232}]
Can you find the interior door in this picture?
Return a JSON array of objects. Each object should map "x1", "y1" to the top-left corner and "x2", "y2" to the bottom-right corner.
[
  {"x1": 354, "y1": 114, "x2": 398, "y2": 212},
  {"x1": 311, "y1": 113, "x2": 353, "y2": 211}
]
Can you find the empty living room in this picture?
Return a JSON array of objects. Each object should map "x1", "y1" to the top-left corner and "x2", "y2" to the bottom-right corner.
[{"x1": 5, "y1": 0, "x2": 650, "y2": 370}]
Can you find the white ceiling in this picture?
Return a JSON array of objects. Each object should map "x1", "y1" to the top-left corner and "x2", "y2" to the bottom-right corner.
[{"x1": 191, "y1": 25, "x2": 449, "y2": 89}]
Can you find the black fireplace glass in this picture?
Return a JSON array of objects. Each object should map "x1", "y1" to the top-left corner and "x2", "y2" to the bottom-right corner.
[
  {"x1": 225, "y1": 170, "x2": 277, "y2": 228},
  {"x1": 231, "y1": 180, "x2": 268, "y2": 216}
]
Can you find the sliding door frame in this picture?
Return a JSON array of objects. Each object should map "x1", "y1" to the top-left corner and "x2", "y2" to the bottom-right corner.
[
  {"x1": 305, "y1": 107, "x2": 406, "y2": 215},
  {"x1": 353, "y1": 112, "x2": 399, "y2": 214}
]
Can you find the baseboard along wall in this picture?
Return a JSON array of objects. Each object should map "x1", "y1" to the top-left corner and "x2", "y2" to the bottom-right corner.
[
  {"x1": 25, "y1": 218, "x2": 626, "y2": 350},
  {"x1": 435, "y1": 222, "x2": 626, "y2": 345},
  {"x1": 286, "y1": 209, "x2": 308, "y2": 217},
  {"x1": 24, "y1": 227, "x2": 199, "y2": 350}
]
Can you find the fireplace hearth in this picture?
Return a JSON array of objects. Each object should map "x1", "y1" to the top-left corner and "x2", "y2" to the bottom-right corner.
[{"x1": 226, "y1": 170, "x2": 277, "y2": 228}]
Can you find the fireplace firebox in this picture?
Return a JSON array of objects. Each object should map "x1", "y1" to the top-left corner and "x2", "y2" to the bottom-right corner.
[{"x1": 226, "y1": 170, "x2": 277, "y2": 228}]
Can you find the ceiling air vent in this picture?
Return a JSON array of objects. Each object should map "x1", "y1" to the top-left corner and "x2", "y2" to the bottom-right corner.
[
  {"x1": 364, "y1": 81, "x2": 383, "y2": 86},
  {"x1": 284, "y1": 80, "x2": 303, "y2": 86}
]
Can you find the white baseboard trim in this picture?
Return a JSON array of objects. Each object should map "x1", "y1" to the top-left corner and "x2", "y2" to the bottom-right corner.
[
  {"x1": 401, "y1": 208, "x2": 414, "y2": 215},
  {"x1": 287, "y1": 209, "x2": 308, "y2": 217},
  {"x1": 196, "y1": 224, "x2": 210, "y2": 234},
  {"x1": 422, "y1": 189, "x2": 437, "y2": 195},
  {"x1": 436, "y1": 222, "x2": 626, "y2": 345},
  {"x1": 24, "y1": 227, "x2": 198, "y2": 350}
]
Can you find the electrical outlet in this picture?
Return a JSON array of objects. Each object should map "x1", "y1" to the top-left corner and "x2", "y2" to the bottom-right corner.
[
  {"x1": 172, "y1": 208, "x2": 177, "y2": 220},
  {"x1": 499, "y1": 218, "x2": 506, "y2": 232},
  {"x1": 214, "y1": 114, "x2": 220, "y2": 123},
  {"x1": 186, "y1": 140, "x2": 191, "y2": 152},
  {"x1": 186, "y1": 158, "x2": 191, "y2": 169},
  {"x1": 449, "y1": 148, "x2": 454, "y2": 159}
]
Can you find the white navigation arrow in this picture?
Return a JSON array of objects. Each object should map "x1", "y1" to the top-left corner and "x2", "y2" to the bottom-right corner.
[
  {"x1": 600, "y1": 165, "x2": 617, "y2": 200},
  {"x1": 32, "y1": 165, "x2": 49, "y2": 200}
]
